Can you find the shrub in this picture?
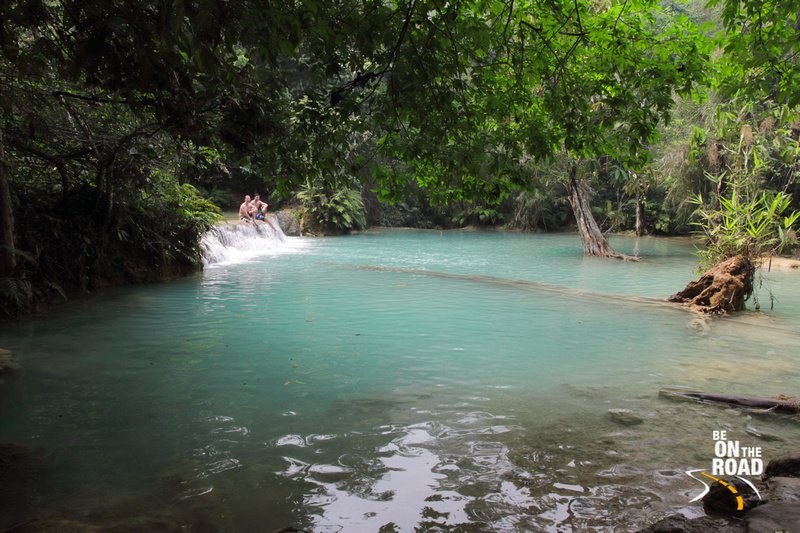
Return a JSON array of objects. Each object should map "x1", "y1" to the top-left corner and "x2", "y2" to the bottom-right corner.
[
  {"x1": 452, "y1": 205, "x2": 505, "y2": 227},
  {"x1": 692, "y1": 185, "x2": 799, "y2": 271},
  {"x1": 297, "y1": 183, "x2": 367, "y2": 233}
]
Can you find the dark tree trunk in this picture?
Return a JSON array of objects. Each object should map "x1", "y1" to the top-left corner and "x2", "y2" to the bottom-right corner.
[
  {"x1": 668, "y1": 255, "x2": 755, "y2": 314},
  {"x1": 0, "y1": 131, "x2": 15, "y2": 277},
  {"x1": 635, "y1": 195, "x2": 645, "y2": 237},
  {"x1": 567, "y1": 164, "x2": 637, "y2": 261}
]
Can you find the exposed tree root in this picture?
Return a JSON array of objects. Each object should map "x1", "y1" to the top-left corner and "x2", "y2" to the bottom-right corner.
[{"x1": 668, "y1": 255, "x2": 754, "y2": 314}]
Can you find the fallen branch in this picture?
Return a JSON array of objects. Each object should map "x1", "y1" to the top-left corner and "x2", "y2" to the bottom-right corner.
[{"x1": 659, "y1": 388, "x2": 800, "y2": 414}]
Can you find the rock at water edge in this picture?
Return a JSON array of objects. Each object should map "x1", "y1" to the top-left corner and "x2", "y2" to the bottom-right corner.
[
  {"x1": 767, "y1": 476, "x2": 800, "y2": 502},
  {"x1": 764, "y1": 450, "x2": 800, "y2": 479},
  {"x1": 274, "y1": 209, "x2": 301, "y2": 236},
  {"x1": 745, "y1": 501, "x2": 800, "y2": 533},
  {"x1": 637, "y1": 514, "x2": 744, "y2": 533},
  {"x1": 607, "y1": 408, "x2": 644, "y2": 426}
]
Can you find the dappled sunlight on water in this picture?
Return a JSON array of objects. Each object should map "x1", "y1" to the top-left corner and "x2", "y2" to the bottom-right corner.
[{"x1": 2, "y1": 230, "x2": 800, "y2": 530}]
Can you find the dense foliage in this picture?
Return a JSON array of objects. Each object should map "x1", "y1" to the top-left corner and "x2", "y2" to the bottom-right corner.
[
  {"x1": 692, "y1": 188, "x2": 799, "y2": 271},
  {"x1": 297, "y1": 182, "x2": 367, "y2": 234},
  {"x1": 1, "y1": 0, "x2": 799, "y2": 316}
]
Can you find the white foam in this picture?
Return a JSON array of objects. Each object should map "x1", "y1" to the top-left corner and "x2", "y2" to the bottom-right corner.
[{"x1": 200, "y1": 218, "x2": 310, "y2": 267}]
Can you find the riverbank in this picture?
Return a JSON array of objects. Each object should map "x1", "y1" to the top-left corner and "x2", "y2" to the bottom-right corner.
[
  {"x1": 761, "y1": 256, "x2": 800, "y2": 271},
  {"x1": 1, "y1": 185, "x2": 221, "y2": 321}
]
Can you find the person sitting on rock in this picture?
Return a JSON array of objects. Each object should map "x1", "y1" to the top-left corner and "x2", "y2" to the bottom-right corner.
[
  {"x1": 252, "y1": 194, "x2": 269, "y2": 221},
  {"x1": 239, "y1": 195, "x2": 254, "y2": 223}
]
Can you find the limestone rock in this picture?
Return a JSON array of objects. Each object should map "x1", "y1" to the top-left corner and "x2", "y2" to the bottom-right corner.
[
  {"x1": 607, "y1": 408, "x2": 644, "y2": 426},
  {"x1": 745, "y1": 501, "x2": 800, "y2": 533},
  {"x1": 764, "y1": 450, "x2": 800, "y2": 479},
  {"x1": 767, "y1": 476, "x2": 800, "y2": 502},
  {"x1": 273, "y1": 209, "x2": 301, "y2": 236}
]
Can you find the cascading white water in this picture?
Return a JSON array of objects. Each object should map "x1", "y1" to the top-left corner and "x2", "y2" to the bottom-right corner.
[{"x1": 201, "y1": 217, "x2": 303, "y2": 266}]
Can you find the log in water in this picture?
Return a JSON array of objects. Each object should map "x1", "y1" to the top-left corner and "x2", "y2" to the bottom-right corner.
[{"x1": 660, "y1": 388, "x2": 800, "y2": 414}]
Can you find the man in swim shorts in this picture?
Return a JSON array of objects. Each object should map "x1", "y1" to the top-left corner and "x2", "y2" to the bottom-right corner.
[
  {"x1": 239, "y1": 195, "x2": 254, "y2": 223},
  {"x1": 252, "y1": 194, "x2": 269, "y2": 221}
]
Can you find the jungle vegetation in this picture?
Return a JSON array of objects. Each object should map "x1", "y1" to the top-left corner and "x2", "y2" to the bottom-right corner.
[{"x1": 1, "y1": 0, "x2": 799, "y2": 316}]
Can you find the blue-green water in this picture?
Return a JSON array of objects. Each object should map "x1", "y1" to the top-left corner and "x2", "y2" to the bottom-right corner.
[{"x1": 2, "y1": 229, "x2": 800, "y2": 531}]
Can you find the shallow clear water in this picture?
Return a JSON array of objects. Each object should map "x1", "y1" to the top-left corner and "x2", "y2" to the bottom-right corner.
[{"x1": 2, "y1": 229, "x2": 800, "y2": 531}]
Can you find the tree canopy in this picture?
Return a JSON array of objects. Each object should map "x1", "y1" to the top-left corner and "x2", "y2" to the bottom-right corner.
[{"x1": 1, "y1": 0, "x2": 798, "y2": 315}]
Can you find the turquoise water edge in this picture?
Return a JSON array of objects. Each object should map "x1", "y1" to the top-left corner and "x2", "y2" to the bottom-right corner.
[{"x1": 2, "y1": 229, "x2": 799, "y2": 531}]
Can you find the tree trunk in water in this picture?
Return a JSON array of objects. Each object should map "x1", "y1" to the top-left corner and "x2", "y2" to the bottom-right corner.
[
  {"x1": 668, "y1": 255, "x2": 754, "y2": 314},
  {"x1": 0, "y1": 131, "x2": 15, "y2": 277},
  {"x1": 567, "y1": 165, "x2": 637, "y2": 261},
  {"x1": 635, "y1": 195, "x2": 644, "y2": 237},
  {"x1": 660, "y1": 388, "x2": 800, "y2": 414}
]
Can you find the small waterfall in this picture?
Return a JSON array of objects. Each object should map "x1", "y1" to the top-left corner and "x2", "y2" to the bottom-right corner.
[{"x1": 201, "y1": 217, "x2": 295, "y2": 267}]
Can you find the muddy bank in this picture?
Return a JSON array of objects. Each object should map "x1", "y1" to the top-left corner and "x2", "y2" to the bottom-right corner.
[{"x1": 761, "y1": 255, "x2": 800, "y2": 272}]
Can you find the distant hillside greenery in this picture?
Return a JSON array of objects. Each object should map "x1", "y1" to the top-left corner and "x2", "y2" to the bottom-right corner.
[{"x1": 1, "y1": 0, "x2": 799, "y2": 316}]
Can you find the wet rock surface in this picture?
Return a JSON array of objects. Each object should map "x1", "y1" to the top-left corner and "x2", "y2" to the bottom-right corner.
[
  {"x1": 745, "y1": 502, "x2": 800, "y2": 533},
  {"x1": 639, "y1": 449, "x2": 800, "y2": 532},
  {"x1": 702, "y1": 476, "x2": 762, "y2": 518},
  {"x1": 766, "y1": 476, "x2": 800, "y2": 502},
  {"x1": 764, "y1": 450, "x2": 800, "y2": 479},
  {"x1": 607, "y1": 408, "x2": 644, "y2": 426},
  {"x1": 638, "y1": 514, "x2": 743, "y2": 532}
]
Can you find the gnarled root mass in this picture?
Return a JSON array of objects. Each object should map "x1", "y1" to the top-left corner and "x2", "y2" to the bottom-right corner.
[{"x1": 668, "y1": 255, "x2": 754, "y2": 314}]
